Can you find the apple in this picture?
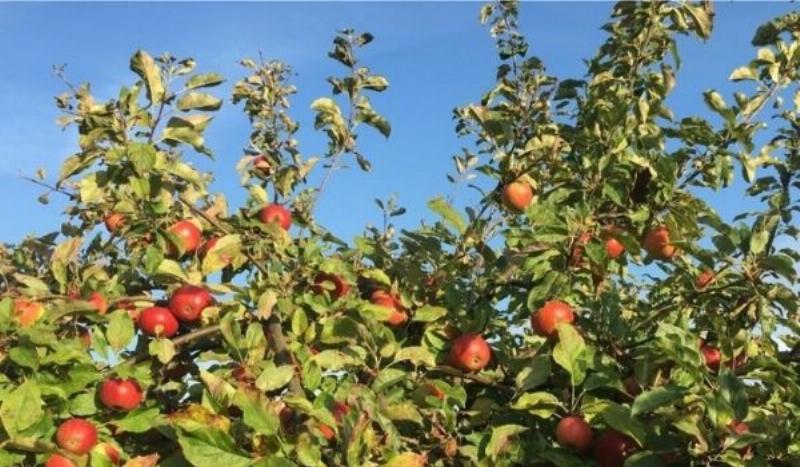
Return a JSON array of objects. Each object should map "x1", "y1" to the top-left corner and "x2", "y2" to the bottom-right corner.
[
  {"x1": 502, "y1": 180, "x2": 534, "y2": 211},
  {"x1": 138, "y1": 306, "x2": 179, "y2": 337},
  {"x1": 643, "y1": 226, "x2": 677, "y2": 260},
  {"x1": 727, "y1": 421, "x2": 753, "y2": 456},
  {"x1": 168, "y1": 285, "x2": 214, "y2": 323},
  {"x1": 448, "y1": 333, "x2": 491, "y2": 372},
  {"x1": 370, "y1": 290, "x2": 408, "y2": 327},
  {"x1": 423, "y1": 382, "x2": 446, "y2": 400},
  {"x1": 99, "y1": 377, "x2": 143, "y2": 411},
  {"x1": 313, "y1": 273, "x2": 350, "y2": 300},
  {"x1": 593, "y1": 429, "x2": 638, "y2": 467},
  {"x1": 318, "y1": 401, "x2": 350, "y2": 441},
  {"x1": 87, "y1": 291, "x2": 108, "y2": 315},
  {"x1": 696, "y1": 270, "x2": 715, "y2": 289},
  {"x1": 97, "y1": 442, "x2": 121, "y2": 464},
  {"x1": 532, "y1": 300, "x2": 574, "y2": 336},
  {"x1": 279, "y1": 406, "x2": 294, "y2": 430},
  {"x1": 602, "y1": 227, "x2": 625, "y2": 260},
  {"x1": 252, "y1": 155, "x2": 272, "y2": 174},
  {"x1": 728, "y1": 352, "x2": 747, "y2": 371},
  {"x1": 104, "y1": 213, "x2": 125, "y2": 233},
  {"x1": 13, "y1": 299, "x2": 44, "y2": 327},
  {"x1": 701, "y1": 344, "x2": 721, "y2": 371},
  {"x1": 259, "y1": 204, "x2": 292, "y2": 231},
  {"x1": 45, "y1": 454, "x2": 75, "y2": 467},
  {"x1": 168, "y1": 220, "x2": 203, "y2": 255},
  {"x1": 556, "y1": 416, "x2": 593, "y2": 450},
  {"x1": 56, "y1": 418, "x2": 98, "y2": 455}
]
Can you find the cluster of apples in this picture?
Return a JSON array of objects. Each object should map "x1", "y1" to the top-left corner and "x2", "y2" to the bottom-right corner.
[{"x1": 137, "y1": 285, "x2": 215, "y2": 338}]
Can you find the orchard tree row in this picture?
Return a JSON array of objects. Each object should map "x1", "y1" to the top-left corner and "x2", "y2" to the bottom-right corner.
[{"x1": 1, "y1": 2, "x2": 800, "y2": 466}]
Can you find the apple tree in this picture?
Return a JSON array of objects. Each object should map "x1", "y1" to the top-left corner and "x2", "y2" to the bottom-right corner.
[{"x1": 1, "y1": 2, "x2": 800, "y2": 466}]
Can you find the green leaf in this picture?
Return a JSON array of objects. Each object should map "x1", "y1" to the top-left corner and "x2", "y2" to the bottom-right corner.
[
  {"x1": 233, "y1": 389, "x2": 279, "y2": 435},
  {"x1": 128, "y1": 143, "x2": 157, "y2": 176},
  {"x1": 729, "y1": 66, "x2": 757, "y2": 82},
  {"x1": 486, "y1": 424, "x2": 528, "y2": 459},
  {"x1": 552, "y1": 323, "x2": 591, "y2": 385},
  {"x1": 601, "y1": 403, "x2": 646, "y2": 447},
  {"x1": 511, "y1": 391, "x2": 562, "y2": 418},
  {"x1": 394, "y1": 346, "x2": 436, "y2": 368},
  {"x1": 185, "y1": 73, "x2": 225, "y2": 90},
  {"x1": 201, "y1": 235, "x2": 241, "y2": 275},
  {"x1": 412, "y1": 305, "x2": 447, "y2": 322},
  {"x1": 177, "y1": 92, "x2": 223, "y2": 112},
  {"x1": 107, "y1": 310, "x2": 135, "y2": 353},
  {"x1": 427, "y1": 196, "x2": 466, "y2": 234},
  {"x1": 254, "y1": 365, "x2": 296, "y2": 392},
  {"x1": 515, "y1": 355, "x2": 552, "y2": 392},
  {"x1": 177, "y1": 429, "x2": 251, "y2": 467},
  {"x1": 718, "y1": 370, "x2": 749, "y2": 421},
  {"x1": 148, "y1": 338, "x2": 176, "y2": 364},
  {"x1": 130, "y1": 50, "x2": 165, "y2": 104},
  {"x1": 313, "y1": 350, "x2": 360, "y2": 370},
  {"x1": 631, "y1": 385, "x2": 686, "y2": 416},
  {"x1": 0, "y1": 380, "x2": 42, "y2": 435}
]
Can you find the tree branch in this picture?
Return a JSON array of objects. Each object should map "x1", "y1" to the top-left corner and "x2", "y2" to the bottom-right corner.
[{"x1": 265, "y1": 314, "x2": 303, "y2": 395}]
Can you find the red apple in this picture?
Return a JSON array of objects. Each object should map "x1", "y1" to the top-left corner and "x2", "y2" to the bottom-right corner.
[
  {"x1": 13, "y1": 299, "x2": 44, "y2": 327},
  {"x1": 104, "y1": 213, "x2": 125, "y2": 233},
  {"x1": 259, "y1": 204, "x2": 292, "y2": 231},
  {"x1": 252, "y1": 155, "x2": 272, "y2": 174},
  {"x1": 502, "y1": 180, "x2": 534, "y2": 211},
  {"x1": 87, "y1": 291, "x2": 108, "y2": 315},
  {"x1": 448, "y1": 333, "x2": 491, "y2": 372},
  {"x1": 696, "y1": 270, "x2": 715, "y2": 289},
  {"x1": 556, "y1": 416, "x2": 593, "y2": 450},
  {"x1": 701, "y1": 344, "x2": 722, "y2": 371},
  {"x1": 45, "y1": 454, "x2": 75, "y2": 467},
  {"x1": 370, "y1": 290, "x2": 407, "y2": 327},
  {"x1": 593, "y1": 429, "x2": 639, "y2": 467},
  {"x1": 318, "y1": 401, "x2": 350, "y2": 441},
  {"x1": 99, "y1": 377, "x2": 143, "y2": 411},
  {"x1": 138, "y1": 306, "x2": 179, "y2": 337},
  {"x1": 643, "y1": 226, "x2": 677, "y2": 260},
  {"x1": 532, "y1": 300, "x2": 575, "y2": 336},
  {"x1": 602, "y1": 227, "x2": 625, "y2": 260},
  {"x1": 168, "y1": 285, "x2": 214, "y2": 323},
  {"x1": 56, "y1": 418, "x2": 98, "y2": 455},
  {"x1": 168, "y1": 220, "x2": 203, "y2": 255},
  {"x1": 313, "y1": 273, "x2": 350, "y2": 300}
]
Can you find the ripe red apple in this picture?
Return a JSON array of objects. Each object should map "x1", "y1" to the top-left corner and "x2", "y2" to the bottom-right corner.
[
  {"x1": 56, "y1": 418, "x2": 98, "y2": 455},
  {"x1": 13, "y1": 299, "x2": 44, "y2": 327},
  {"x1": 696, "y1": 270, "x2": 715, "y2": 289},
  {"x1": 502, "y1": 180, "x2": 534, "y2": 211},
  {"x1": 532, "y1": 300, "x2": 575, "y2": 336},
  {"x1": 701, "y1": 344, "x2": 722, "y2": 371},
  {"x1": 593, "y1": 429, "x2": 639, "y2": 467},
  {"x1": 556, "y1": 416, "x2": 593, "y2": 450},
  {"x1": 448, "y1": 333, "x2": 491, "y2": 372},
  {"x1": 168, "y1": 285, "x2": 214, "y2": 323},
  {"x1": 87, "y1": 291, "x2": 108, "y2": 315},
  {"x1": 168, "y1": 220, "x2": 203, "y2": 255},
  {"x1": 313, "y1": 273, "x2": 350, "y2": 300},
  {"x1": 643, "y1": 226, "x2": 677, "y2": 260},
  {"x1": 259, "y1": 204, "x2": 292, "y2": 231},
  {"x1": 99, "y1": 377, "x2": 143, "y2": 411},
  {"x1": 602, "y1": 227, "x2": 625, "y2": 260},
  {"x1": 370, "y1": 290, "x2": 407, "y2": 327},
  {"x1": 138, "y1": 306, "x2": 179, "y2": 337},
  {"x1": 104, "y1": 213, "x2": 125, "y2": 233},
  {"x1": 45, "y1": 454, "x2": 75, "y2": 467}
]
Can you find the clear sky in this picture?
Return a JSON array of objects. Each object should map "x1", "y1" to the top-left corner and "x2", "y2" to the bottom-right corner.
[{"x1": 0, "y1": 2, "x2": 795, "y2": 245}]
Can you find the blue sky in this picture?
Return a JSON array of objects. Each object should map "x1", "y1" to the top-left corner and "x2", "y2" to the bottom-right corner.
[{"x1": 0, "y1": 2, "x2": 795, "y2": 245}]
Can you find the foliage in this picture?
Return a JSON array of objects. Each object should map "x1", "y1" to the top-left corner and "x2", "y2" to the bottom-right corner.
[{"x1": 1, "y1": 2, "x2": 800, "y2": 466}]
